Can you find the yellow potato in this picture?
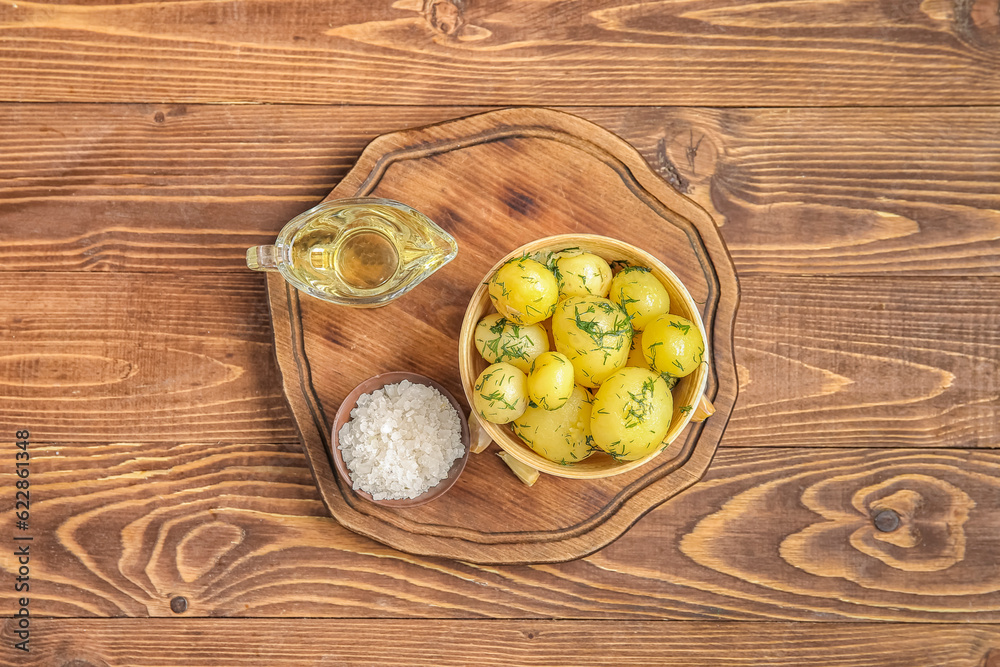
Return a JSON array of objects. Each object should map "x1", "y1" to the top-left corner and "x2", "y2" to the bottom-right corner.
[
  {"x1": 590, "y1": 367, "x2": 673, "y2": 461},
  {"x1": 487, "y1": 256, "x2": 559, "y2": 325},
  {"x1": 641, "y1": 314, "x2": 705, "y2": 379},
  {"x1": 474, "y1": 313, "x2": 548, "y2": 372},
  {"x1": 473, "y1": 363, "x2": 528, "y2": 424},
  {"x1": 609, "y1": 267, "x2": 670, "y2": 331},
  {"x1": 511, "y1": 385, "x2": 595, "y2": 465},
  {"x1": 551, "y1": 295, "x2": 632, "y2": 388},
  {"x1": 551, "y1": 251, "x2": 613, "y2": 299},
  {"x1": 626, "y1": 334, "x2": 679, "y2": 389},
  {"x1": 527, "y1": 351, "x2": 574, "y2": 410}
]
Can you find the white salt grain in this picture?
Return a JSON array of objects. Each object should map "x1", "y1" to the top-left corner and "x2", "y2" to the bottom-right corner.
[{"x1": 338, "y1": 380, "x2": 465, "y2": 501}]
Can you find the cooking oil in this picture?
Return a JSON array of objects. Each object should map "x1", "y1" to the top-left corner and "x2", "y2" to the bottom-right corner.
[{"x1": 247, "y1": 198, "x2": 457, "y2": 307}]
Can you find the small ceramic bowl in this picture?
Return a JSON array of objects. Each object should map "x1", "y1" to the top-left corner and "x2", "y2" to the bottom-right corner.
[{"x1": 329, "y1": 372, "x2": 471, "y2": 508}]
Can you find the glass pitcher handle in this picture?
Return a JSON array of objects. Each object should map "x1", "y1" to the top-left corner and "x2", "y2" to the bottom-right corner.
[{"x1": 246, "y1": 245, "x2": 279, "y2": 271}]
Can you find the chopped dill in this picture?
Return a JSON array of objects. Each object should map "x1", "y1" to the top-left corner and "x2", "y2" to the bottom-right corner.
[
  {"x1": 647, "y1": 340, "x2": 663, "y2": 366},
  {"x1": 616, "y1": 287, "x2": 640, "y2": 308},
  {"x1": 479, "y1": 389, "x2": 518, "y2": 411},
  {"x1": 668, "y1": 321, "x2": 691, "y2": 335},
  {"x1": 660, "y1": 373, "x2": 679, "y2": 390},
  {"x1": 622, "y1": 376, "x2": 657, "y2": 429},
  {"x1": 571, "y1": 302, "x2": 631, "y2": 355}
]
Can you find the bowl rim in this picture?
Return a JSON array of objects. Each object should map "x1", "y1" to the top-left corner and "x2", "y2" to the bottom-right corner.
[
  {"x1": 329, "y1": 371, "x2": 471, "y2": 507},
  {"x1": 458, "y1": 233, "x2": 710, "y2": 479}
]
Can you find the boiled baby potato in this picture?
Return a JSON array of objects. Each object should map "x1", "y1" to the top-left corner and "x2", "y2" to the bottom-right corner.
[
  {"x1": 473, "y1": 362, "x2": 528, "y2": 424},
  {"x1": 642, "y1": 314, "x2": 705, "y2": 379},
  {"x1": 551, "y1": 295, "x2": 632, "y2": 389},
  {"x1": 551, "y1": 251, "x2": 613, "y2": 299},
  {"x1": 626, "y1": 334, "x2": 679, "y2": 389},
  {"x1": 609, "y1": 267, "x2": 670, "y2": 331},
  {"x1": 474, "y1": 313, "x2": 549, "y2": 373},
  {"x1": 591, "y1": 367, "x2": 673, "y2": 461},
  {"x1": 512, "y1": 384, "x2": 595, "y2": 465},
  {"x1": 488, "y1": 256, "x2": 559, "y2": 325},
  {"x1": 527, "y1": 351, "x2": 574, "y2": 410}
]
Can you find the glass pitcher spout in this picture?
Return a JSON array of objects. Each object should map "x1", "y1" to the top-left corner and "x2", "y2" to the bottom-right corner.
[{"x1": 246, "y1": 198, "x2": 458, "y2": 308}]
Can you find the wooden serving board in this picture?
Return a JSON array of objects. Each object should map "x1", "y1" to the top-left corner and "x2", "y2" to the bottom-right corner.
[{"x1": 266, "y1": 108, "x2": 740, "y2": 564}]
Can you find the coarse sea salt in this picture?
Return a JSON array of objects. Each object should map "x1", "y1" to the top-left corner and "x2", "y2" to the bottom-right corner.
[{"x1": 338, "y1": 379, "x2": 465, "y2": 501}]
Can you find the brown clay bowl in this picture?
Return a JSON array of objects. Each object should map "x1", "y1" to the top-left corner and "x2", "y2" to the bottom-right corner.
[
  {"x1": 330, "y1": 372, "x2": 471, "y2": 507},
  {"x1": 458, "y1": 234, "x2": 713, "y2": 480}
]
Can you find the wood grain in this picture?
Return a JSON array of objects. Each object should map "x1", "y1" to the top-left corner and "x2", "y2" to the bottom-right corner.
[
  {"x1": 2, "y1": 443, "x2": 998, "y2": 621},
  {"x1": 3, "y1": 272, "x2": 995, "y2": 449},
  {"x1": 728, "y1": 275, "x2": 1000, "y2": 449},
  {"x1": 592, "y1": 448, "x2": 1000, "y2": 621},
  {"x1": 2, "y1": 105, "x2": 998, "y2": 275},
  {"x1": 1, "y1": 0, "x2": 998, "y2": 106},
  {"x1": 1, "y1": 0, "x2": 996, "y2": 659},
  {"x1": 4, "y1": 619, "x2": 1000, "y2": 667},
  {"x1": 0, "y1": 272, "x2": 296, "y2": 443},
  {"x1": 592, "y1": 107, "x2": 1000, "y2": 276}
]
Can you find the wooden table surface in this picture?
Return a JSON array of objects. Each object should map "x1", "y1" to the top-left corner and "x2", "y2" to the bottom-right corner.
[{"x1": 2, "y1": 1, "x2": 999, "y2": 665}]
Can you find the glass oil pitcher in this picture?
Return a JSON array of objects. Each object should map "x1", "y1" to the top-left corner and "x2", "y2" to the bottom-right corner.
[{"x1": 247, "y1": 198, "x2": 458, "y2": 307}]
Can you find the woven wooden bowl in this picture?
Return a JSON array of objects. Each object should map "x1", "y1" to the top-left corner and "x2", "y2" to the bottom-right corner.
[{"x1": 458, "y1": 234, "x2": 713, "y2": 480}]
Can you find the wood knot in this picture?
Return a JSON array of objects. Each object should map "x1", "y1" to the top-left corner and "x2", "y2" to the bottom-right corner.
[
  {"x1": 61, "y1": 657, "x2": 111, "y2": 667},
  {"x1": 873, "y1": 508, "x2": 900, "y2": 532},
  {"x1": 392, "y1": 0, "x2": 491, "y2": 42},
  {"x1": 983, "y1": 648, "x2": 1000, "y2": 667},
  {"x1": 654, "y1": 136, "x2": 690, "y2": 194},
  {"x1": 854, "y1": 475, "x2": 974, "y2": 572},
  {"x1": 924, "y1": 0, "x2": 1000, "y2": 47},
  {"x1": 964, "y1": 0, "x2": 1000, "y2": 40},
  {"x1": 654, "y1": 126, "x2": 720, "y2": 194},
  {"x1": 425, "y1": 0, "x2": 464, "y2": 36}
]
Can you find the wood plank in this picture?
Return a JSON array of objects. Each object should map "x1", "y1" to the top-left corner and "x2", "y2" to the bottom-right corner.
[
  {"x1": 0, "y1": 272, "x2": 296, "y2": 443},
  {"x1": 730, "y1": 275, "x2": 1000, "y2": 449},
  {"x1": 1, "y1": 443, "x2": 998, "y2": 621},
  {"x1": 3, "y1": 272, "x2": 996, "y2": 449},
  {"x1": 590, "y1": 447, "x2": 1000, "y2": 621},
  {"x1": 0, "y1": 105, "x2": 479, "y2": 271},
  {"x1": 587, "y1": 107, "x2": 1000, "y2": 276},
  {"x1": 5, "y1": 620, "x2": 1000, "y2": 666},
  {"x1": 1, "y1": 0, "x2": 999, "y2": 106},
  {"x1": 2, "y1": 105, "x2": 999, "y2": 275}
]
